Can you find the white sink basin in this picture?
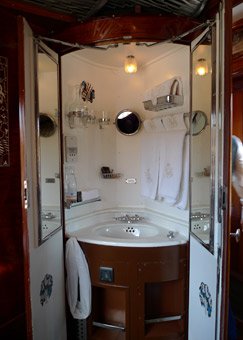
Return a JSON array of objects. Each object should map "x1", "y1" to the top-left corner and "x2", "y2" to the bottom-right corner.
[
  {"x1": 94, "y1": 224, "x2": 160, "y2": 239},
  {"x1": 67, "y1": 221, "x2": 188, "y2": 247}
]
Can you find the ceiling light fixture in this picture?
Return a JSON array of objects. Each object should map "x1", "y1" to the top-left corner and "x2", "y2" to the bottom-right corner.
[
  {"x1": 195, "y1": 58, "x2": 208, "y2": 76},
  {"x1": 124, "y1": 55, "x2": 137, "y2": 74}
]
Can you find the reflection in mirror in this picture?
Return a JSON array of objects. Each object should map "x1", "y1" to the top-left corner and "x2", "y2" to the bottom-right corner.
[
  {"x1": 115, "y1": 110, "x2": 141, "y2": 135},
  {"x1": 39, "y1": 113, "x2": 57, "y2": 137},
  {"x1": 190, "y1": 27, "x2": 215, "y2": 252},
  {"x1": 35, "y1": 41, "x2": 62, "y2": 244}
]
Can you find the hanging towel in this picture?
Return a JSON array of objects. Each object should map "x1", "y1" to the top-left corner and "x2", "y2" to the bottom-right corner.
[
  {"x1": 140, "y1": 131, "x2": 161, "y2": 199},
  {"x1": 143, "y1": 119, "x2": 154, "y2": 132},
  {"x1": 65, "y1": 237, "x2": 91, "y2": 319},
  {"x1": 143, "y1": 118, "x2": 165, "y2": 133},
  {"x1": 158, "y1": 113, "x2": 187, "y2": 204},
  {"x1": 175, "y1": 135, "x2": 189, "y2": 209}
]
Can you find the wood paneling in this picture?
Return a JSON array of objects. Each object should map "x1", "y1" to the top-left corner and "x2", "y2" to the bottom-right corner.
[{"x1": 80, "y1": 242, "x2": 188, "y2": 340}]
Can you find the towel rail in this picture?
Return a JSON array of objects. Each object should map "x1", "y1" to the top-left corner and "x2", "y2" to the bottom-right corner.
[
  {"x1": 92, "y1": 321, "x2": 125, "y2": 331},
  {"x1": 143, "y1": 94, "x2": 184, "y2": 111},
  {"x1": 145, "y1": 315, "x2": 182, "y2": 324}
]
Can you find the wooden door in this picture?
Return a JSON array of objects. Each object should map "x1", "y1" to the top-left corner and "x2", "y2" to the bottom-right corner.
[
  {"x1": 0, "y1": 7, "x2": 31, "y2": 340},
  {"x1": 231, "y1": 81, "x2": 243, "y2": 339}
]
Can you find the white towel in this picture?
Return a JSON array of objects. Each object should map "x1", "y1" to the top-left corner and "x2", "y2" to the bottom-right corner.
[
  {"x1": 158, "y1": 113, "x2": 187, "y2": 204},
  {"x1": 65, "y1": 237, "x2": 91, "y2": 319},
  {"x1": 140, "y1": 132, "x2": 161, "y2": 199},
  {"x1": 175, "y1": 135, "x2": 189, "y2": 209},
  {"x1": 82, "y1": 189, "x2": 100, "y2": 201},
  {"x1": 143, "y1": 118, "x2": 165, "y2": 133},
  {"x1": 143, "y1": 119, "x2": 154, "y2": 132},
  {"x1": 162, "y1": 112, "x2": 186, "y2": 131}
]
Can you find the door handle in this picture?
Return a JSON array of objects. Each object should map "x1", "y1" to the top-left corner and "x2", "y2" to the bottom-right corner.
[{"x1": 230, "y1": 228, "x2": 241, "y2": 243}]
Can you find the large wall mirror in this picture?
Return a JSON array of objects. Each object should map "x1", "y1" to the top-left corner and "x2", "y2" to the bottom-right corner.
[
  {"x1": 190, "y1": 25, "x2": 216, "y2": 253},
  {"x1": 34, "y1": 40, "x2": 62, "y2": 244}
]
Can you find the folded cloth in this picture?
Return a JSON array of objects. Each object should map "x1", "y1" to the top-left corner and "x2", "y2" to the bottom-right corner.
[
  {"x1": 65, "y1": 237, "x2": 91, "y2": 319},
  {"x1": 175, "y1": 135, "x2": 189, "y2": 209},
  {"x1": 140, "y1": 132, "x2": 161, "y2": 199},
  {"x1": 162, "y1": 112, "x2": 186, "y2": 131},
  {"x1": 158, "y1": 113, "x2": 187, "y2": 204},
  {"x1": 82, "y1": 189, "x2": 100, "y2": 201},
  {"x1": 143, "y1": 119, "x2": 154, "y2": 132},
  {"x1": 143, "y1": 118, "x2": 165, "y2": 133}
]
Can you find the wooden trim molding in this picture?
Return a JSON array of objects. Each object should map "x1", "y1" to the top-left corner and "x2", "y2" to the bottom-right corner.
[
  {"x1": 53, "y1": 15, "x2": 201, "y2": 47},
  {"x1": 17, "y1": 16, "x2": 32, "y2": 340}
]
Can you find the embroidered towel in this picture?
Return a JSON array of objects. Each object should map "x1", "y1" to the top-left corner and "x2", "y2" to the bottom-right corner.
[
  {"x1": 175, "y1": 135, "x2": 189, "y2": 209},
  {"x1": 65, "y1": 237, "x2": 91, "y2": 319},
  {"x1": 143, "y1": 118, "x2": 165, "y2": 133},
  {"x1": 158, "y1": 113, "x2": 187, "y2": 204},
  {"x1": 140, "y1": 131, "x2": 161, "y2": 199}
]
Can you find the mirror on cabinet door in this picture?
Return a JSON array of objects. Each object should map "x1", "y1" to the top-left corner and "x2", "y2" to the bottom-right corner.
[
  {"x1": 34, "y1": 40, "x2": 62, "y2": 244},
  {"x1": 190, "y1": 26, "x2": 216, "y2": 253}
]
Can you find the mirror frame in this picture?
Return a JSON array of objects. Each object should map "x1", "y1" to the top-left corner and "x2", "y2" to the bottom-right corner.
[
  {"x1": 191, "y1": 110, "x2": 208, "y2": 136},
  {"x1": 115, "y1": 109, "x2": 141, "y2": 136},
  {"x1": 190, "y1": 24, "x2": 216, "y2": 254},
  {"x1": 34, "y1": 39, "x2": 62, "y2": 245}
]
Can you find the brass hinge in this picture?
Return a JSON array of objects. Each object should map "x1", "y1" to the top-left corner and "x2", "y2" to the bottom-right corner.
[
  {"x1": 218, "y1": 185, "x2": 227, "y2": 223},
  {"x1": 24, "y1": 179, "x2": 28, "y2": 209}
]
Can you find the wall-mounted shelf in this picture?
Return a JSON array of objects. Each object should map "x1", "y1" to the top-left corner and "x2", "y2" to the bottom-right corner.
[
  {"x1": 101, "y1": 172, "x2": 122, "y2": 179},
  {"x1": 143, "y1": 95, "x2": 184, "y2": 111},
  {"x1": 65, "y1": 197, "x2": 101, "y2": 209},
  {"x1": 100, "y1": 166, "x2": 122, "y2": 179}
]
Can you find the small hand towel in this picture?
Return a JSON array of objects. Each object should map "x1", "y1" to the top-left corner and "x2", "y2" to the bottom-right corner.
[
  {"x1": 143, "y1": 119, "x2": 154, "y2": 133},
  {"x1": 65, "y1": 237, "x2": 91, "y2": 319},
  {"x1": 140, "y1": 132, "x2": 161, "y2": 199},
  {"x1": 143, "y1": 118, "x2": 165, "y2": 133},
  {"x1": 175, "y1": 135, "x2": 189, "y2": 209},
  {"x1": 158, "y1": 113, "x2": 187, "y2": 204}
]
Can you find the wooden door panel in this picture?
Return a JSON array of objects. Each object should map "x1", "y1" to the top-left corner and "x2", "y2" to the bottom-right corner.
[
  {"x1": 232, "y1": 90, "x2": 243, "y2": 278},
  {"x1": 0, "y1": 7, "x2": 30, "y2": 339}
]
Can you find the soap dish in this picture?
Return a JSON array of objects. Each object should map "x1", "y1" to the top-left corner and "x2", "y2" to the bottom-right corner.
[
  {"x1": 101, "y1": 172, "x2": 122, "y2": 179},
  {"x1": 100, "y1": 166, "x2": 122, "y2": 179}
]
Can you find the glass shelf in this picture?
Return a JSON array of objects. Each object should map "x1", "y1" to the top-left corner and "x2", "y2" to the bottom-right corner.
[{"x1": 65, "y1": 197, "x2": 101, "y2": 209}]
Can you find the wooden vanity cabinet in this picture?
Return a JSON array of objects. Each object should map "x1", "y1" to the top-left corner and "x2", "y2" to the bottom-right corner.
[{"x1": 80, "y1": 242, "x2": 188, "y2": 340}]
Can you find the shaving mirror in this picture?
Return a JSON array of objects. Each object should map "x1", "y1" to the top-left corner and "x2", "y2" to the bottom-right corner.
[{"x1": 115, "y1": 110, "x2": 141, "y2": 135}]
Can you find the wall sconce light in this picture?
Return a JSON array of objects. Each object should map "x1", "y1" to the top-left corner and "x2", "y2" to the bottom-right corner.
[
  {"x1": 124, "y1": 55, "x2": 137, "y2": 74},
  {"x1": 195, "y1": 58, "x2": 208, "y2": 76}
]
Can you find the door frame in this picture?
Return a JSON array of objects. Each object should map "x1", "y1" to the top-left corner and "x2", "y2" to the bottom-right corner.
[{"x1": 220, "y1": 0, "x2": 232, "y2": 338}]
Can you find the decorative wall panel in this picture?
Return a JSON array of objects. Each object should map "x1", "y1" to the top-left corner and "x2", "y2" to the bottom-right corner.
[{"x1": 0, "y1": 56, "x2": 9, "y2": 167}]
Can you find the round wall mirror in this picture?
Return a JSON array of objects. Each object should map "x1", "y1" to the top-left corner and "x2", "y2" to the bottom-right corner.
[
  {"x1": 115, "y1": 110, "x2": 141, "y2": 136},
  {"x1": 191, "y1": 110, "x2": 208, "y2": 136},
  {"x1": 39, "y1": 113, "x2": 57, "y2": 137}
]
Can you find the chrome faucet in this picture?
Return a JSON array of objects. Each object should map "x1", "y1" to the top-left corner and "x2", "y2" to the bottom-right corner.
[{"x1": 114, "y1": 214, "x2": 144, "y2": 224}]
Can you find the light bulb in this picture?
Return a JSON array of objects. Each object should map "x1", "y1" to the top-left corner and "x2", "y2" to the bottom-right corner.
[
  {"x1": 124, "y1": 55, "x2": 137, "y2": 74},
  {"x1": 195, "y1": 58, "x2": 208, "y2": 76}
]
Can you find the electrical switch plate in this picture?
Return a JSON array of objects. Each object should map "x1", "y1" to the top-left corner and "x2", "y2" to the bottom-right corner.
[
  {"x1": 65, "y1": 135, "x2": 78, "y2": 162},
  {"x1": 99, "y1": 267, "x2": 114, "y2": 283}
]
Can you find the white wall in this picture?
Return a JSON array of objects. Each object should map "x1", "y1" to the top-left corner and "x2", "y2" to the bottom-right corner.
[{"x1": 62, "y1": 44, "x2": 190, "y2": 223}]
